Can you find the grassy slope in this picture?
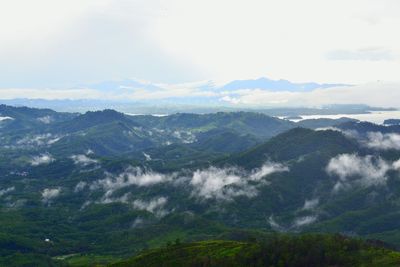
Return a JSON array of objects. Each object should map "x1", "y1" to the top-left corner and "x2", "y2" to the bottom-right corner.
[{"x1": 109, "y1": 234, "x2": 400, "y2": 267}]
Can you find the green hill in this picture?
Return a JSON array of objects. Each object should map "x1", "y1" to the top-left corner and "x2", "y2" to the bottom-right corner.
[{"x1": 110, "y1": 235, "x2": 400, "y2": 267}]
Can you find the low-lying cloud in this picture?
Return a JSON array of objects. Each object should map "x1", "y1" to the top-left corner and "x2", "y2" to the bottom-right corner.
[
  {"x1": 326, "y1": 154, "x2": 400, "y2": 191},
  {"x1": 0, "y1": 116, "x2": 13, "y2": 121},
  {"x1": 94, "y1": 193, "x2": 169, "y2": 218},
  {"x1": 249, "y1": 163, "x2": 289, "y2": 181},
  {"x1": 89, "y1": 162, "x2": 289, "y2": 204},
  {"x1": 90, "y1": 166, "x2": 174, "y2": 199},
  {"x1": 316, "y1": 128, "x2": 400, "y2": 151},
  {"x1": 293, "y1": 216, "x2": 318, "y2": 227},
  {"x1": 190, "y1": 162, "x2": 288, "y2": 201},
  {"x1": 17, "y1": 133, "x2": 61, "y2": 148},
  {"x1": 393, "y1": 160, "x2": 400, "y2": 171},
  {"x1": 0, "y1": 186, "x2": 15, "y2": 197},
  {"x1": 302, "y1": 198, "x2": 319, "y2": 210},
  {"x1": 37, "y1": 115, "x2": 53, "y2": 124},
  {"x1": 132, "y1": 197, "x2": 168, "y2": 217},
  {"x1": 71, "y1": 154, "x2": 98, "y2": 166},
  {"x1": 74, "y1": 181, "x2": 87, "y2": 193},
  {"x1": 42, "y1": 188, "x2": 61, "y2": 203},
  {"x1": 365, "y1": 132, "x2": 400, "y2": 150},
  {"x1": 30, "y1": 153, "x2": 55, "y2": 166},
  {"x1": 190, "y1": 167, "x2": 251, "y2": 200},
  {"x1": 268, "y1": 214, "x2": 318, "y2": 231},
  {"x1": 143, "y1": 152, "x2": 151, "y2": 161}
]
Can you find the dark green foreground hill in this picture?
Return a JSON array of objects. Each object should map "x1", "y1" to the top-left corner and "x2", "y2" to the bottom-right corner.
[{"x1": 110, "y1": 234, "x2": 400, "y2": 267}]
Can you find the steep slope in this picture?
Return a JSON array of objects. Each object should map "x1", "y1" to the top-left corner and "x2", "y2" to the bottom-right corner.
[{"x1": 226, "y1": 127, "x2": 359, "y2": 169}]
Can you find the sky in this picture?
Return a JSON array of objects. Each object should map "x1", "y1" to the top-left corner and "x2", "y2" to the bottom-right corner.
[{"x1": 0, "y1": 0, "x2": 399, "y2": 106}]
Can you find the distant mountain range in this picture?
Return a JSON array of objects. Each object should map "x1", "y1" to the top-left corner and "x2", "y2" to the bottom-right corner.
[
  {"x1": 219, "y1": 77, "x2": 348, "y2": 91},
  {"x1": 0, "y1": 76, "x2": 358, "y2": 113},
  {"x1": 88, "y1": 77, "x2": 349, "y2": 92},
  {"x1": 1, "y1": 96, "x2": 393, "y2": 117}
]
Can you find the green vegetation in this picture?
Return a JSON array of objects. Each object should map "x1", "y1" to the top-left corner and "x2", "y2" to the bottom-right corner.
[{"x1": 111, "y1": 235, "x2": 400, "y2": 267}]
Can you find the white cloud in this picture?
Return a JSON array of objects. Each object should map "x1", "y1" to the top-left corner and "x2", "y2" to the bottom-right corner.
[
  {"x1": 393, "y1": 159, "x2": 400, "y2": 170},
  {"x1": 74, "y1": 181, "x2": 87, "y2": 193},
  {"x1": 37, "y1": 116, "x2": 53, "y2": 124},
  {"x1": 365, "y1": 132, "x2": 400, "y2": 150},
  {"x1": 1, "y1": 80, "x2": 400, "y2": 109},
  {"x1": 0, "y1": 0, "x2": 199, "y2": 88},
  {"x1": 0, "y1": 187, "x2": 15, "y2": 197},
  {"x1": 268, "y1": 214, "x2": 318, "y2": 231},
  {"x1": 0, "y1": 116, "x2": 13, "y2": 121},
  {"x1": 302, "y1": 198, "x2": 319, "y2": 210},
  {"x1": 89, "y1": 162, "x2": 287, "y2": 203},
  {"x1": 132, "y1": 197, "x2": 168, "y2": 217},
  {"x1": 249, "y1": 162, "x2": 289, "y2": 181},
  {"x1": 90, "y1": 166, "x2": 173, "y2": 199},
  {"x1": 17, "y1": 133, "x2": 61, "y2": 148},
  {"x1": 143, "y1": 152, "x2": 151, "y2": 161},
  {"x1": 1, "y1": 0, "x2": 400, "y2": 91},
  {"x1": 326, "y1": 154, "x2": 399, "y2": 191},
  {"x1": 190, "y1": 162, "x2": 288, "y2": 200},
  {"x1": 42, "y1": 188, "x2": 61, "y2": 203},
  {"x1": 131, "y1": 217, "x2": 145, "y2": 228},
  {"x1": 190, "y1": 167, "x2": 248, "y2": 200},
  {"x1": 293, "y1": 216, "x2": 318, "y2": 227},
  {"x1": 152, "y1": 0, "x2": 400, "y2": 84},
  {"x1": 6, "y1": 199, "x2": 27, "y2": 209},
  {"x1": 95, "y1": 192, "x2": 169, "y2": 217},
  {"x1": 219, "y1": 82, "x2": 400, "y2": 108},
  {"x1": 268, "y1": 215, "x2": 286, "y2": 232},
  {"x1": 0, "y1": 88, "x2": 105, "y2": 100},
  {"x1": 100, "y1": 193, "x2": 131, "y2": 205},
  {"x1": 315, "y1": 127, "x2": 360, "y2": 139},
  {"x1": 30, "y1": 153, "x2": 55, "y2": 166},
  {"x1": 91, "y1": 194, "x2": 168, "y2": 217},
  {"x1": 316, "y1": 128, "x2": 400, "y2": 151},
  {"x1": 71, "y1": 154, "x2": 98, "y2": 166},
  {"x1": 172, "y1": 130, "x2": 197, "y2": 144},
  {"x1": 326, "y1": 47, "x2": 396, "y2": 61}
]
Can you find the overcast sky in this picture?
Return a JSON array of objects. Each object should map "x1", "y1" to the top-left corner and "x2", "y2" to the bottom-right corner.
[{"x1": 0, "y1": 0, "x2": 399, "y2": 106}]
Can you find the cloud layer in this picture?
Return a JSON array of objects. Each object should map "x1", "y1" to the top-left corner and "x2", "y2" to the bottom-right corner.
[
  {"x1": 326, "y1": 154, "x2": 400, "y2": 191},
  {"x1": 0, "y1": 1, "x2": 400, "y2": 107},
  {"x1": 88, "y1": 162, "x2": 288, "y2": 205}
]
